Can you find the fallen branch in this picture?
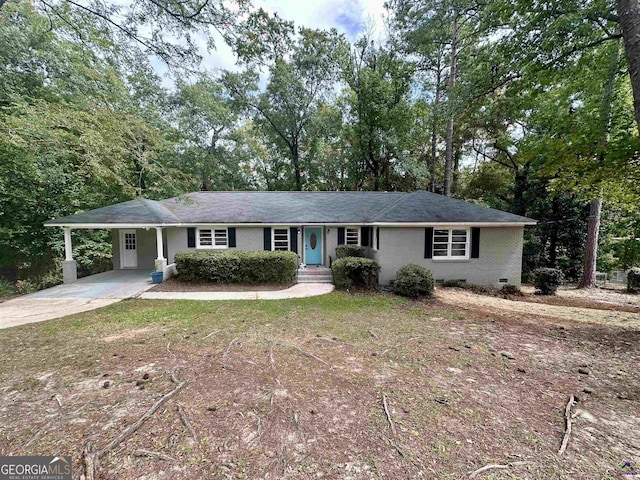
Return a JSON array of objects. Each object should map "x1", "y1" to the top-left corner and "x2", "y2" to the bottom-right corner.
[
  {"x1": 382, "y1": 394, "x2": 396, "y2": 436},
  {"x1": 177, "y1": 403, "x2": 197, "y2": 441},
  {"x1": 292, "y1": 345, "x2": 328, "y2": 365},
  {"x1": 75, "y1": 379, "x2": 189, "y2": 479},
  {"x1": 558, "y1": 394, "x2": 575, "y2": 456},
  {"x1": 132, "y1": 449, "x2": 175, "y2": 462},
  {"x1": 224, "y1": 338, "x2": 240, "y2": 358},
  {"x1": 98, "y1": 380, "x2": 188, "y2": 456},
  {"x1": 311, "y1": 336, "x2": 354, "y2": 347},
  {"x1": 54, "y1": 394, "x2": 62, "y2": 407},
  {"x1": 368, "y1": 329, "x2": 379, "y2": 339},
  {"x1": 202, "y1": 329, "x2": 221, "y2": 340},
  {"x1": 269, "y1": 348, "x2": 276, "y2": 369},
  {"x1": 166, "y1": 342, "x2": 174, "y2": 357},
  {"x1": 468, "y1": 461, "x2": 530, "y2": 479}
]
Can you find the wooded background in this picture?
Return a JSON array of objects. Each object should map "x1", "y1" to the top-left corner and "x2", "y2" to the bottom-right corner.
[{"x1": 1, "y1": 0, "x2": 639, "y2": 287}]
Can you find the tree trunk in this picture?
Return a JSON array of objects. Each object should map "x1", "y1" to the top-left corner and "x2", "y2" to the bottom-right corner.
[
  {"x1": 292, "y1": 142, "x2": 302, "y2": 191},
  {"x1": 444, "y1": 16, "x2": 458, "y2": 197},
  {"x1": 618, "y1": 0, "x2": 640, "y2": 132},
  {"x1": 579, "y1": 198, "x2": 603, "y2": 288},
  {"x1": 429, "y1": 69, "x2": 442, "y2": 193}
]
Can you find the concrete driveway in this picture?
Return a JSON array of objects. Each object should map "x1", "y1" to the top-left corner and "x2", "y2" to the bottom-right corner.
[{"x1": 0, "y1": 270, "x2": 153, "y2": 329}]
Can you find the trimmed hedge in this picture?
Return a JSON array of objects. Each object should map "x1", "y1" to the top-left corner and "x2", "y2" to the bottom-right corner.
[
  {"x1": 392, "y1": 264, "x2": 434, "y2": 298},
  {"x1": 533, "y1": 267, "x2": 564, "y2": 295},
  {"x1": 175, "y1": 250, "x2": 298, "y2": 284},
  {"x1": 332, "y1": 257, "x2": 380, "y2": 290},
  {"x1": 628, "y1": 267, "x2": 640, "y2": 293},
  {"x1": 335, "y1": 245, "x2": 366, "y2": 259}
]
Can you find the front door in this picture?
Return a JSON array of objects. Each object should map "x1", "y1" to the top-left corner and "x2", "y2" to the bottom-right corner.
[
  {"x1": 304, "y1": 227, "x2": 323, "y2": 265},
  {"x1": 120, "y1": 229, "x2": 138, "y2": 268}
]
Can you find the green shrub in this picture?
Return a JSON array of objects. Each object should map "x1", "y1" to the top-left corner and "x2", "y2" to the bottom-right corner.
[
  {"x1": 335, "y1": 245, "x2": 366, "y2": 259},
  {"x1": 534, "y1": 267, "x2": 564, "y2": 295},
  {"x1": 628, "y1": 267, "x2": 640, "y2": 293},
  {"x1": 442, "y1": 279, "x2": 467, "y2": 288},
  {"x1": 175, "y1": 251, "x2": 298, "y2": 284},
  {"x1": 15, "y1": 279, "x2": 37, "y2": 294},
  {"x1": 0, "y1": 278, "x2": 15, "y2": 297},
  {"x1": 500, "y1": 284, "x2": 523, "y2": 297},
  {"x1": 332, "y1": 257, "x2": 380, "y2": 290},
  {"x1": 392, "y1": 264, "x2": 434, "y2": 298},
  {"x1": 40, "y1": 270, "x2": 63, "y2": 289}
]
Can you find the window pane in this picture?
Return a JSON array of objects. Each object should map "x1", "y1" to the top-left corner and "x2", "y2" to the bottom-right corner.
[
  {"x1": 452, "y1": 229, "x2": 467, "y2": 236},
  {"x1": 451, "y1": 248, "x2": 466, "y2": 256},
  {"x1": 199, "y1": 230, "x2": 212, "y2": 246},
  {"x1": 346, "y1": 228, "x2": 359, "y2": 245},
  {"x1": 214, "y1": 229, "x2": 227, "y2": 246},
  {"x1": 273, "y1": 229, "x2": 289, "y2": 251},
  {"x1": 452, "y1": 234, "x2": 467, "y2": 243}
]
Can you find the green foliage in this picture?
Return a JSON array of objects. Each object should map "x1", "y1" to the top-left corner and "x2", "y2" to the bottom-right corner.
[
  {"x1": 533, "y1": 268, "x2": 565, "y2": 295},
  {"x1": 331, "y1": 257, "x2": 380, "y2": 290},
  {"x1": 0, "y1": 278, "x2": 15, "y2": 297},
  {"x1": 14, "y1": 279, "x2": 36, "y2": 295},
  {"x1": 627, "y1": 268, "x2": 640, "y2": 293},
  {"x1": 391, "y1": 264, "x2": 434, "y2": 298},
  {"x1": 335, "y1": 245, "x2": 366, "y2": 259},
  {"x1": 500, "y1": 284, "x2": 523, "y2": 297},
  {"x1": 174, "y1": 251, "x2": 298, "y2": 284},
  {"x1": 39, "y1": 270, "x2": 63, "y2": 290}
]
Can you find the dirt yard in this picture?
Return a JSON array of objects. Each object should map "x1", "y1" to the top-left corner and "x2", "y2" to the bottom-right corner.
[{"x1": 0, "y1": 290, "x2": 638, "y2": 479}]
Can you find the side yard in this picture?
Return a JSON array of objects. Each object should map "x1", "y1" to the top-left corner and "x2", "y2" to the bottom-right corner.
[{"x1": 0, "y1": 291, "x2": 638, "y2": 479}]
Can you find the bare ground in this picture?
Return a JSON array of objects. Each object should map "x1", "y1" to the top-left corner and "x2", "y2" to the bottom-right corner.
[{"x1": 0, "y1": 291, "x2": 638, "y2": 479}]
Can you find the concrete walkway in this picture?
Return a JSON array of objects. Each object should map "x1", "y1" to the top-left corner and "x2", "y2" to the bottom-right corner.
[
  {"x1": 0, "y1": 270, "x2": 154, "y2": 329},
  {"x1": 140, "y1": 283, "x2": 335, "y2": 300}
]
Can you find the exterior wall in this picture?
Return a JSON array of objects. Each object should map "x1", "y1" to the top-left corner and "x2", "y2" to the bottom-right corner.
[
  {"x1": 375, "y1": 226, "x2": 524, "y2": 286},
  {"x1": 111, "y1": 228, "x2": 157, "y2": 271},
  {"x1": 324, "y1": 226, "x2": 339, "y2": 267},
  {"x1": 166, "y1": 227, "x2": 303, "y2": 265}
]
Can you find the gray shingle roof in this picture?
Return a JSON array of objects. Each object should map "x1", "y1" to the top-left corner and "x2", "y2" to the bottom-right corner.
[{"x1": 44, "y1": 191, "x2": 536, "y2": 226}]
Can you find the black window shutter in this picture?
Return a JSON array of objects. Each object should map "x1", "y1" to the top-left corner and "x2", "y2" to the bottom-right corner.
[
  {"x1": 424, "y1": 227, "x2": 433, "y2": 259},
  {"x1": 376, "y1": 227, "x2": 380, "y2": 249},
  {"x1": 289, "y1": 227, "x2": 298, "y2": 253},
  {"x1": 337, "y1": 227, "x2": 345, "y2": 245},
  {"x1": 187, "y1": 228, "x2": 196, "y2": 248},
  {"x1": 228, "y1": 227, "x2": 236, "y2": 248},
  {"x1": 471, "y1": 227, "x2": 480, "y2": 258},
  {"x1": 263, "y1": 227, "x2": 271, "y2": 251},
  {"x1": 361, "y1": 227, "x2": 370, "y2": 247}
]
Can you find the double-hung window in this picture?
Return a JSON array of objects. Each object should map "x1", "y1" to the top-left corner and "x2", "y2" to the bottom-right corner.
[
  {"x1": 272, "y1": 228, "x2": 290, "y2": 251},
  {"x1": 433, "y1": 228, "x2": 469, "y2": 259},
  {"x1": 197, "y1": 227, "x2": 228, "y2": 249},
  {"x1": 346, "y1": 227, "x2": 360, "y2": 245}
]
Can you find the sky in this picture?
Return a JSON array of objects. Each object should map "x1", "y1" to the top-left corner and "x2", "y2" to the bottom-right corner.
[{"x1": 153, "y1": 0, "x2": 388, "y2": 82}]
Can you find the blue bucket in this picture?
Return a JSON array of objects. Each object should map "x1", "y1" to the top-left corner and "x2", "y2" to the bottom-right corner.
[{"x1": 150, "y1": 271, "x2": 163, "y2": 284}]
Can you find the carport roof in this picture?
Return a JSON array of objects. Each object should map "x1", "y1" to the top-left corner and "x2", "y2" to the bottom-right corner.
[{"x1": 44, "y1": 191, "x2": 537, "y2": 226}]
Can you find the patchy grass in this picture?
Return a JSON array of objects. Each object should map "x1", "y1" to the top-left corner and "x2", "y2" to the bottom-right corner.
[{"x1": 0, "y1": 292, "x2": 638, "y2": 479}]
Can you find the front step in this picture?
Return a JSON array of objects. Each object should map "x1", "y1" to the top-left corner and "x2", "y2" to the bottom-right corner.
[{"x1": 297, "y1": 267, "x2": 333, "y2": 284}]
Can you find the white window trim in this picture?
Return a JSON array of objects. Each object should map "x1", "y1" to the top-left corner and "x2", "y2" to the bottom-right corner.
[
  {"x1": 432, "y1": 227, "x2": 470, "y2": 261},
  {"x1": 345, "y1": 226, "x2": 360, "y2": 246},
  {"x1": 196, "y1": 226, "x2": 229, "y2": 249},
  {"x1": 272, "y1": 227, "x2": 290, "y2": 251}
]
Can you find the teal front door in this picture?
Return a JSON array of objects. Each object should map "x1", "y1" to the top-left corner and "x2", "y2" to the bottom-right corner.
[{"x1": 304, "y1": 227, "x2": 323, "y2": 265}]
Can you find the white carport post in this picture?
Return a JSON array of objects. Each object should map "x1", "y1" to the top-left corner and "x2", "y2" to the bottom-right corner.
[
  {"x1": 154, "y1": 227, "x2": 167, "y2": 275},
  {"x1": 62, "y1": 227, "x2": 77, "y2": 283}
]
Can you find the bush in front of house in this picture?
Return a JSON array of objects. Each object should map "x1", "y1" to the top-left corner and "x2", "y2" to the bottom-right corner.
[
  {"x1": 628, "y1": 267, "x2": 640, "y2": 293},
  {"x1": 442, "y1": 279, "x2": 467, "y2": 288},
  {"x1": 174, "y1": 250, "x2": 298, "y2": 284},
  {"x1": 533, "y1": 267, "x2": 564, "y2": 295},
  {"x1": 500, "y1": 284, "x2": 523, "y2": 297},
  {"x1": 335, "y1": 245, "x2": 366, "y2": 259},
  {"x1": 392, "y1": 264, "x2": 434, "y2": 298},
  {"x1": 332, "y1": 257, "x2": 380, "y2": 290}
]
